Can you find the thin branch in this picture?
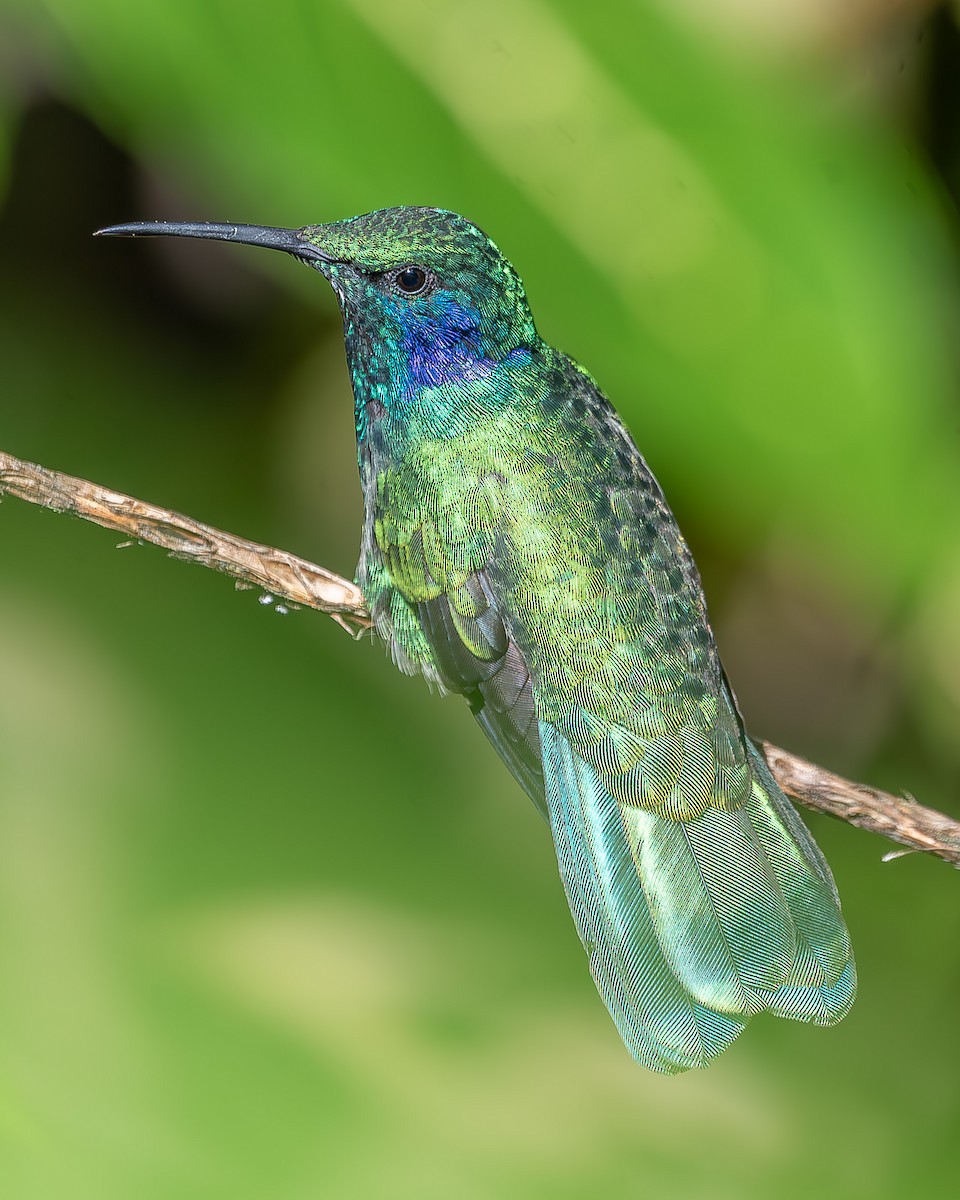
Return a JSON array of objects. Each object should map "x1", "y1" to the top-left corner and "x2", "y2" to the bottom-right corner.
[
  {"x1": 0, "y1": 450, "x2": 371, "y2": 635},
  {"x1": 3, "y1": 448, "x2": 958, "y2": 867},
  {"x1": 760, "y1": 741, "x2": 960, "y2": 868}
]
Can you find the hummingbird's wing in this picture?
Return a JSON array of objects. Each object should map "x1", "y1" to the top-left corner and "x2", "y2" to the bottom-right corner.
[
  {"x1": 365, "y1": 488, "x2": 546, "y2": 811},
  {"x1": 418, "y1": 579, "x2": 546, "y2": 811}
]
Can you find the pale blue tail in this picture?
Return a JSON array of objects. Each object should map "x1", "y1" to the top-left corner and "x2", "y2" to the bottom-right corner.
[{"x1": 539, "y1": 722, "x2": 855, "y2": 1072}]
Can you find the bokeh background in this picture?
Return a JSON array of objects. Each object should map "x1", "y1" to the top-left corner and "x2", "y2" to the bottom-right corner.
[{"x1": 2, "y1": 1, "x2": 960, "y2": 1196}]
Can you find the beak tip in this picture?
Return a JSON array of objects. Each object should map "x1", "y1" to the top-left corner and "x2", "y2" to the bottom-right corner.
[{"x1": 93, "y1": 223, "x2": 154, "y2": 239}]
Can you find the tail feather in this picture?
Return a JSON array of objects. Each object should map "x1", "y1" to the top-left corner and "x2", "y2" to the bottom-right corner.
[
  {"x1": 745, "y1": 742, "x2": 856, "y2": 1023},
  {"x1": 541, "y1": 722, "x2": 747, "y2": 1072},
  {"x1": 631, "y1": 805, "x2": 796, "y2": 1013}
]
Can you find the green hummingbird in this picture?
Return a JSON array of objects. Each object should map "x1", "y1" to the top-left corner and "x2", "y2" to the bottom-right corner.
[{"x1": 96, "y1": 208, "x2": 855, "y2": 1072}]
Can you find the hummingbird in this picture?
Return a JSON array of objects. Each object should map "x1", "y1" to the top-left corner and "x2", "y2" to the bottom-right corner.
[{"x1": 96, "y1": 208, "x2": 855, "y2": 1072}]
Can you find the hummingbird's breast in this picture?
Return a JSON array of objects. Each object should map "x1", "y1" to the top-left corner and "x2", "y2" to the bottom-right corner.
[{"x1": 355, "y1": 351, "x2": 723, "y2": 737}]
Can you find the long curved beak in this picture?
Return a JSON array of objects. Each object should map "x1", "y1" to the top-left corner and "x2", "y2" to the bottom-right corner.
[{"x1": 94, "y1": 220, "x2": 331, "y2": 264}]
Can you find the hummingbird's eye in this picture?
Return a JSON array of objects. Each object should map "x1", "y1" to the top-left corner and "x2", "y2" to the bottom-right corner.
[{"x1": 394, "y1": 265, "x2": 430, "y2": 296}]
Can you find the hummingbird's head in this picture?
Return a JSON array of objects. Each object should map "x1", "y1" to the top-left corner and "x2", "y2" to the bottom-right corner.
[
  {"x1": 96, "y1": 207, "x2": 540, "y2": 439},
  {"x1": 97, "y1": 206, "x2": 537, "y2": 369}
]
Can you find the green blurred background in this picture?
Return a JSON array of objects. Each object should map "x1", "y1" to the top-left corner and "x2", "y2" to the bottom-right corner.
[{"x1": 2, "y1": 1, "x2": 960, "y2": 1196}]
